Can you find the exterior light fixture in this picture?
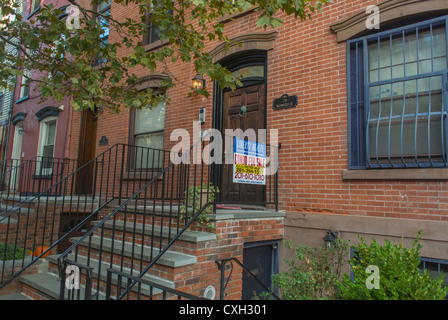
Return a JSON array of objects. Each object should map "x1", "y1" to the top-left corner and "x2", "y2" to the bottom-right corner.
[
  {"x1": 17, "y1": 124, "x2": 26, "y2": 136},
  {"x1": 192, "y1": 73, "x2": 206, "y2": 90},
  {"x1": 323, "y1": 230, "x2": 338, "y2": 249}
]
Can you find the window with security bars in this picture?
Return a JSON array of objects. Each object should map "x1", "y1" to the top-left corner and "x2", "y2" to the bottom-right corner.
[
  {"x1": 348, "y1": 16, "x2": 448, "y2": 169},
  {"x1": 92, "y1": 0, "x2": 110, "y2": 66},
  {"x1": 420, "y1": 257, "x2": 448, "y2": 298}
]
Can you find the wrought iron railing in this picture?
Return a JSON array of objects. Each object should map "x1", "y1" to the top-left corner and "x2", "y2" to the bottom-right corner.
[
  {"x1": 215, "y1": 257, "x2": 280, "y2": 300},
  {"x1": 0, "y1": 156, "x2": 80, "y2": 205},
  {"x1": 105, "y1": 268, "x2": 209, "y2": 300},
  {"x1": 57, "y1": 139, "x2": 215, "y2": 300},
  {"x1": 0, "y1": 143, "x2": 173, "y2": 289},
  {"x1": 0, "y1": 133, "x2": 280, "y2": 298}
]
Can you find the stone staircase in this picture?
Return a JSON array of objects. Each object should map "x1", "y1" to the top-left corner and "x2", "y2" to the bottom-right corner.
[
  {"x1": 1, "y1": 211, "x2": 217, "y2": 300},
  {"x1": 0, "y1": 192, "x2": 284, "y2": 301}
]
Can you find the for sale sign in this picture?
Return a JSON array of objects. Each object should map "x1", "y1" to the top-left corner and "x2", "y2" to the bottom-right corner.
[{"x1": 233, "y1": 137, "x2": 266, "y2": 185}]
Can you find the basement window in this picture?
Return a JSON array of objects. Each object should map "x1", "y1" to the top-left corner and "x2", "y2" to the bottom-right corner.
[{"x1": 420, "y1": 257, "x2": 448, "y2": 298}]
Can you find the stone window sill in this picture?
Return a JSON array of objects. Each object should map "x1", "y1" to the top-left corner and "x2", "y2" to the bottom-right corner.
[
  {"x1": 15, "y1": 96, "x2": 29, "y2": 104},
  {"x1": 342, "y1": 168, "x2": 448, "y2": 180},
  {"x1": 144, "y1": 40, "x2": 169, "y2": 52}
]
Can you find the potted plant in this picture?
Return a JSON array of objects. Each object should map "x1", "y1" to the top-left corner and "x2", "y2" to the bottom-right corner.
[{"x1": 180, "y1": 183, "x2": 219, "y2": 232}]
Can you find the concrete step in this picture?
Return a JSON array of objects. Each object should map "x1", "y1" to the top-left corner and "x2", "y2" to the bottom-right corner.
[
  {"x1": 69, "y1": 235, "x2": 197, "y2": 268},
  {"x1": 46, "y1": 254, "x2": 174, "y2": 290},
  {"x1": 108, "y1": 204, "x2": 183, "y2": 216},
  {"x1": 213, "y1": 208, "x2": 285, "y2": 220},
  {"x1": 0, "y1": 292, "x2": 32, "y2": 300},
  {"x1": 20, "y1": 272, "x2": 63, "y2": 300},
  {"x1": 0, "y1": 204, "x2": 35, "y2": 215},
  {"x1": 20, "y1": 271, "x2": 108, "y2": 300},
  {"x1": 93, "y1": 220, "x2": 216, "y2": 243}
]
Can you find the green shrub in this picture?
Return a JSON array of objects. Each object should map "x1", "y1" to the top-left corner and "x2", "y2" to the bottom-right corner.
[
  {"x1": 180, "y1": 183, "x2": 219, "y2": 232},
  {"x1": 269, "y1": 239, "x2": 350, "y2": 300},
  {"x1": 0, "y1": 243, "x2": 26, "y2": 261},
  {"x1": 337, "y1": 231, "x2": 447, "y2": 300}
]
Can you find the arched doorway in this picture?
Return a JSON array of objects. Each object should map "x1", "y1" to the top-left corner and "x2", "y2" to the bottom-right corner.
[{"x1": 212, "y1": 50, "x2": 268, "y2": 206}]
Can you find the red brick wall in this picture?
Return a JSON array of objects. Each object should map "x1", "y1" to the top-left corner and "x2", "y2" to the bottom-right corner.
[
  {"x1": 93, "y1": 0, "x2": 448, "y2": 223},
  {"x1": 173, "y1": 216, "x2": 284, "y2": 300}
]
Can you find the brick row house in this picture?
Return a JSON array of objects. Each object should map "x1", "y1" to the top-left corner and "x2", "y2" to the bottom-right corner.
[
  {"x1": 1, "y1": 0, "x2": 448, "y2": 300},
  {"x1": 0, "y1": 0, "x2": 27, "y2": 175}
]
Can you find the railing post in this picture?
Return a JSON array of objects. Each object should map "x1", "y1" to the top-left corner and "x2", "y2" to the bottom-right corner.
[
  {"x1": 215, "y1": 259, "x2": 229, "y2": 300},
  {"x1": 105, "y1": 268, "x2": 112, "y2": 300},
  {"x1": 118, "y1": 144, "x2": 126, "y2": 205}
]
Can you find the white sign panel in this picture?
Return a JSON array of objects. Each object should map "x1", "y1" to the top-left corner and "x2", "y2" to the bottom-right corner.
[{"x1": 232, "y1": 137, "x2": 266, "y2": 185}]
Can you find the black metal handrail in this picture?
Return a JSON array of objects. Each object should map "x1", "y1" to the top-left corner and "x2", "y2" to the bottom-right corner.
[
  {"x1": 215, "y1": 257, "x2": 281, "y2": 300},
  {"x1": 57, "y1": 138, "x2": 214, "y2": 300},
  {"x1": 1, "y1": 131, "x2": 280, "y2": 298},
  {"x1": 0, "y1": 142, "x2": 174, "y2": 289},
  {"x1": 59, "y1": 258, "x2": 94, "y2": 300},
  {"x1": 0, "y1": 156, "x2": 81, "y2": 215},
  {"x1": 105, "y1": 267, "x2": 209, "y2": 300}
]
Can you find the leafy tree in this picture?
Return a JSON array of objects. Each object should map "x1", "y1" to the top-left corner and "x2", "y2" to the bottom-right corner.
[
  {"x1": 0, "y1": 0, "x2": 329, "y2": 113},
  {"x1": 337, "y1": 231, "x2": 447, "y2": 300}
]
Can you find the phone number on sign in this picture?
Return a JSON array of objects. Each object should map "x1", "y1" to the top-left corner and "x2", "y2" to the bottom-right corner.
[
  {"x1": 234, "y1": 171, "x2": 265, "y2": 182},
  {"x1": 235, "y1": 164, "x2": 263, "y2": 175}
]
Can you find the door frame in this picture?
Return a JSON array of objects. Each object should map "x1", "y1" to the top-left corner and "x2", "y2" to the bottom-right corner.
[
  {"x1": 76, "y1": 109, "x2": 98, "y2": 194},
  {"x1": 10, "y1": 122, "x2": 24, "y2": 191},
  {"x1": 212, "y1": 50, "x2": 268, "y2": 204}
]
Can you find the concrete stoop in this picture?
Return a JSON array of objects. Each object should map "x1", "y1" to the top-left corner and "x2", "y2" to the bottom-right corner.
[
  {"x1": 0, "y1": 206, "x2": 284, "y2": 300},
  {"x1": 0, "y1": 219, "x2": 217, "y2": 300}
]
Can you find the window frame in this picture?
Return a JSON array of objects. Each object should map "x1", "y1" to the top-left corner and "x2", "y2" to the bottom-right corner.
[
  {"x1": 420, "y1": 256, "x2": 448, "y2": 289},
  {"x1": 36, "y1": 116, "x2": 58, "y2": 176},
  {"x1": 128, "y1": 101, "x2": 166, "y2": 171},
  {"x1": 142, "y1": 3, "x2": 173, "y2": 49},
  {"x1": 0, "y1": 91, "x2": 4, "y2": 114},
  {"x1": 347, "y1": 15, "x2": 448, "y2": 170},
  {"x1": 91, "y1": 0, "x2": 111, "y2": 66},
  {"x1": 28, "y1": 0, "x2": 40, "y2": 18},
  {"x1": 18, "y1": 69, "x2": 31, "y2": 101}
]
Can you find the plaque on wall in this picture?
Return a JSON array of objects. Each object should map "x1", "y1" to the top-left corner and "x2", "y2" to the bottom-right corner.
[
  {"x1": 99, "y1": 136, "x2": 108, "y2": 146},
  {"x1": 273, "y1": 94, "x2": 298, "y2": 110}
]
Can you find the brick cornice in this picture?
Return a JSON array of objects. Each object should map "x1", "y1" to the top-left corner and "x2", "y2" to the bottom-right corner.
[
  {"x1": 209, "y1": 31, "x2": 278, "y2": 63},
  {"x1": 330, "y1": 0, "x2": 448, "y2": 42}
]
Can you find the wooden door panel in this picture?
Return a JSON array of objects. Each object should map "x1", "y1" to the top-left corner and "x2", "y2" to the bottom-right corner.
[
  {"x1": 221, "y1": 83, "x2": 266, "y2": 205},
  {"x1": 76, "y1": 110, "x2": 97, "y2": 195}
]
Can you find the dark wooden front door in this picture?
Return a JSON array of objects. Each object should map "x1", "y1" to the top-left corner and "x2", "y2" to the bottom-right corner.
[
  {"x1": 76, "y1": 110, "x2": 97, "y2": 195},
  {"x1": 220, "y1": 83, "x2": 266, "y2": 205}
]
